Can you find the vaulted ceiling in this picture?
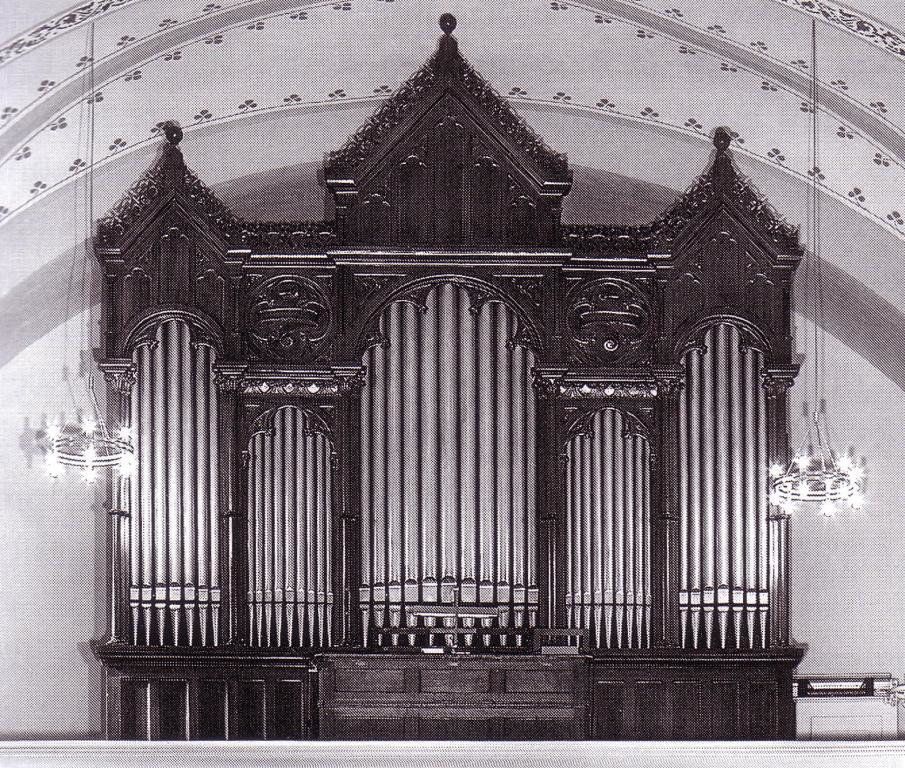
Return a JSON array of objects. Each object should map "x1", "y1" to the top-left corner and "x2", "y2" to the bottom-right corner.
[{"x1": 0, "y1": 0, "x2": 902, "y2": 386}]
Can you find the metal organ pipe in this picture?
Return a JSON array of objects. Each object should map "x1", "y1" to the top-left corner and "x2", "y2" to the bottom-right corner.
[
  {"x1": 246, "y1": 406, "x2": 333, "y2": 648},
  {"x1": 565, "y1": 409, "x2": 652, "y2": 649},
  {"x1": 128, "y1": 318, "x2": 219, "y2": 646},
  {"x1": 678, "y1": 323, "x2": 768, "y2": 649},
  {"x1": 360, "y1": 283, "x2": 537, "y2": 647}
]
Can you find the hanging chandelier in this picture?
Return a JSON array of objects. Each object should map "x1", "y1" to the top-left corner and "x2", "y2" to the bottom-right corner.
[
  {"x1": 40, "y1": 10, "x2": 134, "y2": 484},
  {"x1": 769, "y1": 20, "x2": 864, "y2": 518}
]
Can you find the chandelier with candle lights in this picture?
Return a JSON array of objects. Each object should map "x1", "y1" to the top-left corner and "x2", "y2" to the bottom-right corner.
[
  {"x1": 40, "y1": 13, "x2": 134, "y2": 485},
  {"x1": 768, "y1": 20, "x2": 864, "y2": 518}
]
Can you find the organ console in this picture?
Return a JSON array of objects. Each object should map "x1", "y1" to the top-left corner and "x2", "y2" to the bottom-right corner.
[{"x1": 93, "y1": 16, "x2": 804, "y2": 740}]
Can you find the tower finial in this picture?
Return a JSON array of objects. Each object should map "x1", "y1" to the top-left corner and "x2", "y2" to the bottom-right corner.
[
  {"x1": 439, "y1": 13, "x2": 457, "y2": 35},
  {"x1": 713, "y1": 126, "x2": 732, "y2": 153},
  {"x1": 162, "y1": 121, "x2": 183, "y2": 146}
]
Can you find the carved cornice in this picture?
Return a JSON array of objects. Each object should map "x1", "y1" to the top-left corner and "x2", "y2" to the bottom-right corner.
[
  {"x1": 558, "y1": 381, "x2": 660, "y2": 399},
  {"x1": 239, "y1": 365, "x2": 365, "y2": 396},
  {"x1": 324, "y1": 31, "x2": 568, "y2": 178}
]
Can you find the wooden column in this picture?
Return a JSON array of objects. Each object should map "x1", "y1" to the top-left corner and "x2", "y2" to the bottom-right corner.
[
  {"x1": 762, "y1": 365, "x2": 797, "y2": 648},
  {"x1": 332, "y1": 365, "x2": 365, "y2": 645},
  {"x1": 533, "y1": 367, "x2": 567, "y2": 629},
  {"x1": 101, "y1": 360, "x2": 137, "y2": 645},
  {"x1": 652, "y1": 367, "x2": 683, "y2": 647},
  {"x1": 214, "y1": 362, "x2": 248, "y2": 645}
]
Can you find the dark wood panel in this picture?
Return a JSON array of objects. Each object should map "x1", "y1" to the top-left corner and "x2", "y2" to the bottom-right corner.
[
  {"x1": 197, "y1": 680, "x2": 227, "y2": 740},
  {"x1": 749, "y1": 681, "x2": 778, "y2": 739},
  {"x1": 420, "y1": 669, "x2": 490, "y2": 694},
  {"x1": 157, "y1": 681, "x2": 188, "y2": 740},
  {"x1": 635, "y1": 682, "x2": 665, "y2": 740},
  {"x1": 711, "y1": 681, "x2": 739, "y2": 739},
  {"x1": 235, "y1": 680, "x2": 266, "y2": 740},
  {"x1": 506, "y1": 669, "x2": 574, "y2": 694},
  {"x1": 334, "y1": 669, "x2": 406, "y2": 694},
  {"x1": 672, "y1": 680, "x2": 705, "y2": 740},
  {"x1": 332, "y1": 717, "x2": 406, "y2": 740},
  {"x1": 273, "y1": 680, "x2": 306, "y2": 740},
  {"x1": 593, "y1": 682, "x2": 627, "y2": 739}
]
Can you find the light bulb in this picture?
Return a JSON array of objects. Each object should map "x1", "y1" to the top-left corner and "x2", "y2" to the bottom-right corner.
[
  {"x1": 119, "y1": 454, "x2": 136, "y2": 477},
  {"x1": 769, "y1": 464, "x2": 784, "y2": 479},
  {"x1": 81, "y1": 467, "x2": 98, "y2": 484},
  {"x1": 769, "y1": 491, "x2": 782, "y2": 506},
  {"x1": 819, "y1": 499, "x2": 836, "y2": 518},
  {"x1": 795, "y1": 454, "x2": 811, "y2": 470},
  {"x1": 781, "y1": 501, "x2": 797, "y2": 516},
  {"x1": 44, "y1": 454, "x2": 63, "y2": 479},
  {"x1": 849, "y1": 492, "x2": 865, "y2": 511},
  {"x1": 837, "y1": 455, "x2": 852, "y2": 472},
  {"x1": 848, "y1": 465, "x2": 865, "y2": 483},
  {"x1": 117, "y1": 426, "x2": 132, "y2": 443},
  {"x1": 83, "y1": 444, "x2": 97, "y2": 464},
  {"x1": 82, "y1": 417, "x2": 97, "y2": 436}
]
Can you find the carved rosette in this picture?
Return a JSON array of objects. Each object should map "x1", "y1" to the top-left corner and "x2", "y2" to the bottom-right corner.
[
  {"x1": 245, "y1": 276, "x2": 331, "y2": 360},
  {"x1": 567, "y1": 279, "x2": 652, "y2": 364}
]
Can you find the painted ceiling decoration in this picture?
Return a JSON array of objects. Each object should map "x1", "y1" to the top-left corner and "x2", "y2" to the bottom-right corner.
[
  {"x1": 0, "y1": 0, "x2": 902, "y2": 392},
  {"x1": 0, "y1": 0, "x2": 902, "y2": 244}
]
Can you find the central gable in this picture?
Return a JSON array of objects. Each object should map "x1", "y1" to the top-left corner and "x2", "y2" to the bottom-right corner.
[{"x1": 325, "y1": 14, "x2": 572, "y2": 248}]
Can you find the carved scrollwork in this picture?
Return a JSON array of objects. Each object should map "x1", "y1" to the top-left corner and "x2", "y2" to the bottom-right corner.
[
  {"x1": 567, "y1": 278, "x2": 652, "y2": 363},
  {"x1": 245, "y1": 276, "x2": 331, "y2": 360}
]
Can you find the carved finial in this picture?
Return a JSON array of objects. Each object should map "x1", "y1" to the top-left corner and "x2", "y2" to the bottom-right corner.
[
  {"x1": 435, "y1": 13, "x2": 459, "y2": 69},
  {"x1": 713, "y1": 126, "x2": 732, "y2": 153},
  {"x1": 162, "y1": 121, "x2": 183, "y2": 146},
  {"x1": 439, "y1": 13, "x2": 457, "y2": 35}
]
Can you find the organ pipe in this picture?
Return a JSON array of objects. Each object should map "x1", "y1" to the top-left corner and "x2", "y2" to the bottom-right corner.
[
  {"x1": 128, "y1": 318, "x2": 219, "y2": 646},
  {"x1": 565, "y1": 409, "x2": 652, "y2": 649},
  {"x1": 360, "y1": 283, "x2": 536, "y2": 647},
  {"x1": 678, "y1": 323, "x2": 768, "y2": 650},
  {"x1": 246, "y1": 406, "x2": 333, "y2": 648}
]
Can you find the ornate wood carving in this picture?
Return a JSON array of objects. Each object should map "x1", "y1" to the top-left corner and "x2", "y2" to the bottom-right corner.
[
  {"x1": 244, "y1": 276, "x2": 331, "y2": 360},
  {"x1": 567, "y1": 278, "x2": 652, "y2": 364}
]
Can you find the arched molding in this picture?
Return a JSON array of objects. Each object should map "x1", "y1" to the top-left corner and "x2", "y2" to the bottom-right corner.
[
  {"x1": 122, "y1": 305, "x2": 224, "y2": 355},
  {"x1": 673, "y1": 312, "x2": 772, "y2": 361},
  {"x1": 245, "y1": 402, "x2": 333, "y2": 447},
  {"x1": 355, "y1": 273, "x2": 544, "y2": 355}
]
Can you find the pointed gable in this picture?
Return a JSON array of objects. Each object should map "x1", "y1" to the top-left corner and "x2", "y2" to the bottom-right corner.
[{"x1": 324, "y1": 14, "x2": 572, "y2": 248}]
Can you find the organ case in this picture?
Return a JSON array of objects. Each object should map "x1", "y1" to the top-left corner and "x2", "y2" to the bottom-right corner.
[{"x1": 93, "y1": 18, "x2": 804, "y2": 740}]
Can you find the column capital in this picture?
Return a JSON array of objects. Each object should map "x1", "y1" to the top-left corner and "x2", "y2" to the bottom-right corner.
[
  {"x1": 99, "y1": 359, "x2": 136, "y2": 394},
  {"x1": 761, "y1": 364, "x2": 799, "y2": 398},
  {"x1": 213, "y1": 361, "x2": 249, "y2": 392}
]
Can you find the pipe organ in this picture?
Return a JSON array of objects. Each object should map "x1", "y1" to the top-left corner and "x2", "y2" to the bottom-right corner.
[
  {"x1": 678, "y1": 323, "x2": 769, "y2": 651},
  {"x1": 93, "y1": 17, "x2": 804, "y2": 742},
  {"x1": 360, "y1": 284, "x2": 537, "y2": 647},
  {"x1": 127, "y1": 317, "x2": 220, "y2": 647},
  {"x1": 566, "y1": 408, "x2": 651, "y2": 650},
  {"x1": 246, "y1": 406, "x2": 333, "y2": 648}
]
